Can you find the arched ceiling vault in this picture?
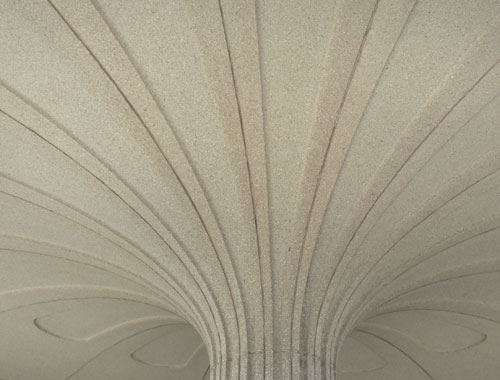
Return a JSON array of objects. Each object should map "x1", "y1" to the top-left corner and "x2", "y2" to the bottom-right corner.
[{"x1": 1, "y1": 0, "x2": 500, "y2": 379}]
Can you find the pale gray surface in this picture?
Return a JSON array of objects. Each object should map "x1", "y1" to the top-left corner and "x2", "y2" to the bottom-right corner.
[{"x1": 1, "y1": 0, "x2": 500, "y2": 379}]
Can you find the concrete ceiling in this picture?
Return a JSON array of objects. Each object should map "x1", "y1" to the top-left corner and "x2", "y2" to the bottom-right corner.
[{"x1": 1, "y1": 0, "x2": 500, "y2": 379}]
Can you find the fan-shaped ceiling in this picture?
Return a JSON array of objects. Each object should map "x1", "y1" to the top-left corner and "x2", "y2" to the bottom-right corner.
[{"x1": 1, "y1": 0, "x2": 500, "y2": 379}]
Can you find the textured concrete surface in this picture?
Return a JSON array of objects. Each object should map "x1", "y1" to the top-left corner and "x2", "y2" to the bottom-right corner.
[{"x1": 1, "y1": 0, "x2": 500, "y2": 379}]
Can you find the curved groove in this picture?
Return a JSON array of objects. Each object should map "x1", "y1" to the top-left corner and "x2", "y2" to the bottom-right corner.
[
  {"x1": 0, "y1": 86, "x2": 209, "y2": 307},
  {"x1": 33, "y1": 315, "x2": 181, "y2": 343},
  {"x1": 334, "y1": 57, "x2": 500, "y2": 291},
  {"x1": 130, "y1": 343, "x2": 203, "y2": 368},
  {"x1": 370, "y1": 308, "x2": 500, "y2": 328},
  {"x1": 202, "y1": 365, "x2": 210, "y2": 380},
  {"x1": 379, "y1": 269, "x2": 500, "y2": 308},
  {"x1": 253, "y1": 1, "x2": 274, "y2": 377},
  {"x1": 0, "y1": 101, "x2": 202, "y2": 295},
  {"x1": 0, "y1": 234, "x2": 206, "y2": 327},
  {"x1": 296, "y1": 0, "x2": 420, "y2": 365},
  {"x1": 0, "y1": 88, "x2": 220, "y2": 358},
  {"x1": 342, "y1": 87, "x2": 500, "y2": 285},
  {"x1": 336, "y1": 334, "x2": 387, "y2": 373},
  {"x1": 0, "y1": 179, "x2": 177, "y2": 293},
  {"x1": 64, "y1": 324, "x2": 173, "y2": 380},
  {"x1": 360, "y1": 320, "x2": 487, "y2": 354},
  {"x1": 0, "y1": 236, "x2": 174, "y2": 309},
  {"x1": 319, "y1": 23, "x2": 500, "y2": 350},
  {"x1": 0, "y1": 181, "x2": 193, "y2": 320},
  {"x1": 0, "y1": 82, "x2": 196, "y2": 260},
  {"x1": 353, "y1": 222, "x2": 500, "y2": 319},
  {"x1": 0, "y1": 287, "x2": 175, "y2": 316},
  {"x1": 131, "y1": 336, "x2": 204, "y2": 368},
  {"x1": 354, "y1": 329, "x2": 434, "y2": 380},
  {"x1": 0, "y1": 244, "x2": 198, "y2": 329},
  {"x1": 47, "y1": 0, "x2": 245, "y2": 369},
  {"x1": 291, "y1": 0, "x2": 382, "y2": 356},
  {"x1": 337, "y1": 101, "x2": 500, "y2": 327},
  {"x1": 330, "y1": 155, "x2": 500, "y2": 343},
  {"x1": 216, "y1": 0, "x2": 264, "y2": 373},
  {"x1": 323, "y1": 138, "x2": 500, "y2": 357},
  {"x1": 0, "y1": 172, "x2": 190, "y2": 307},
  {"x1": 0, "y1": 246, "x2": 170, "y2": 304},
  {"x1": 215, "y1": 0, "x2": 276, "y2": 374}
]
